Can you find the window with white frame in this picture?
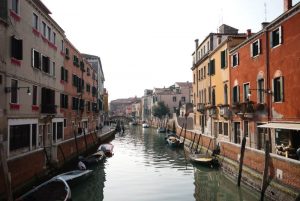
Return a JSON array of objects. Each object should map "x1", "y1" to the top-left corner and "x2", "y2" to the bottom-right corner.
[
  {"x1": 8, "y1": 119, "x2": 39, "y2": 154},
  {"x1": 52, "y1": 120, "x2": 63, "y2": 143},
  {"x1": 11, "y1": 0, "x2": 19, "y2": 14},
  {"x1": 32, "y1": 49, "x2": 41, "y2": 69},
  {"x1": 42, "y1": 21, "x2": 46, "y2": 37},
  {"x1": 251, "y1": 39, "x2": 260, "y2": 57},
  {"x1": 51, "y1": 61, "x2": 55, "y2": 76},
  {"x1": 257, "y1": 78, "x2": 265, "y2": 103},
  {"x1": 47, "y1": 26, "x2": 51, "y2": 41},
  {"x1": 224, "y1": 122, "x2": 229, "y2": 136},
  {"x1": 218, "y1": 122, "x2": 223, "y2": 134},
  {"x1": 61, "y1": 40, "x2": 64, "y2": 52},
  {"x1": 232, "y1": 52, "x2": 239, "y2": 67},
  {"x1": 52, "y1": 32, "x2": 56, "y2": 45},
  {"x1": 11, "y1": 79, "x2": 18, "y2": 103},
  {"x1": 273, "y1": 76, "x2": 284, "y2": 102},
  {"x1": 271, "y1": 26, "x2": 282, "y2": 48},
  {"x1": 243, "y1": 83, "x2": 250, "y2": 102},
  {"x1": 33, "y1": 13, "x2": 38, "y2": 30}
]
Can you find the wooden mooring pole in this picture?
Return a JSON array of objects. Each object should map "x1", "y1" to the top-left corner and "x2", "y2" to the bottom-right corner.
[
  {"x1": 260, "y1": 140, "x2": 270, "y2": 201},
  {"x1": 0, "y1": 143, "x2": 13, "y2": 201},
  {"x1": 237, "y1": 136, "x2": 247, "y2": 186}
]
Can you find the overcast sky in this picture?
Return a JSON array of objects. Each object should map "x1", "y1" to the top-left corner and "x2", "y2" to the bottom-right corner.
[{"x1": 42, "y1": 0, "x2": 299, "y2": 102}]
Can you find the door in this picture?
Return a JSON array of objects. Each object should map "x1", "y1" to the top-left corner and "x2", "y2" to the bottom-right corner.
[{"x1": 234, "y1": 122, "x2": 241, "y2": 144}]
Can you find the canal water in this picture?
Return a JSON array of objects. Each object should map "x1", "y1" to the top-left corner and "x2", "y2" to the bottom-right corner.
[{"x1": 71, "y1": 126, "x2": 265, "y2": 201}]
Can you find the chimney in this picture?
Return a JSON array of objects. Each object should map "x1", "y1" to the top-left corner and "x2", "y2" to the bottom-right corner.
[
  {"x1": 195, "y1": 39, "x2": 199, "y2": 50},
  {"x1": 246, "y1": 29, "x2": 252, "y2": 38},
  {"x1": 284, "y1": 0, "x2": 292, "y2": 12},
  {"x1": 261, "y1": 22, "x2": 270, "y2": 29}
]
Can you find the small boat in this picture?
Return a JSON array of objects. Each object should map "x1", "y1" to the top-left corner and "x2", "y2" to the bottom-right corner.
[
  {"x1": 54, "y1": 169, "x2": 93, "y2": 186},
  {"x1": 157, "y1": 127, "x2": 166, "y2": 133},
  {"x1": 98, "y1": 143, "x2": 114, "y2": 157},
  {"x1": 80, "y1": 151, "x2": 106, "y2": 166},
  {"x1": 166, "y1": 136, "x2": 183, "y2": 148},
  {"x1": 16, "y1": 177, "x2": 71, "y2": 201},
  {"x1": 142, "y1": 123, "x2": 149, "y2": 128},
  {"x1": 188, "y1": 153, "x2": 219, "y2": 168}
]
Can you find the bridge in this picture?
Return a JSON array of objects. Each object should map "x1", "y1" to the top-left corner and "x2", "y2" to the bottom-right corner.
[{"x1": 108, "y1": 115, "x2": 134, "y2": 123}]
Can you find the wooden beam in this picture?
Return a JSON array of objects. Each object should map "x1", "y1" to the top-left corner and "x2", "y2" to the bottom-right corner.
[{"x1": 0, "y1": 143, "x2": 13, "y2": 201}]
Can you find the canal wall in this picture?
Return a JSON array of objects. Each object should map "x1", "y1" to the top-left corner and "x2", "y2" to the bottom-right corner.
[
  {"x1": 172, "y1": 116, "x2": 300, "y2": 201},
  {"x1": 0, "y1": 128, "x2": 116, "y2": 201}
]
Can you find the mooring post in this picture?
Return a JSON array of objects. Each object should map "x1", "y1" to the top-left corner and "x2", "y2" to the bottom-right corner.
[
  {"x1": 0, "y1": 143, "x2": 13, "y2": 201},
  {"x1": 260, "y1": 140, "x2": 270, "y2": 201},
  {"x1": 74, "y1": 130, "x2": 79, "y2": 155},
  {"x1": 237, "y1": 136, "x2": 247, "y2": 186}
]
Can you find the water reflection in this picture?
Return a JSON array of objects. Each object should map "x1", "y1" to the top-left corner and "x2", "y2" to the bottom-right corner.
[{"x1": 71, "y1": 126, "x2": 266, "y2": 201}]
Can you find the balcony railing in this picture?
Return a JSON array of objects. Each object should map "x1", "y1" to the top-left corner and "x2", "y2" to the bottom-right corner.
[{"x1": 41, "y1": 104, "x2": 57, "y2": 114}]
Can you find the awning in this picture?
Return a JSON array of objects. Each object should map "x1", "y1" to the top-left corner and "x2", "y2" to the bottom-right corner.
[{"x1": 258, "y1": 123, "x2": 300, "y2": 131}]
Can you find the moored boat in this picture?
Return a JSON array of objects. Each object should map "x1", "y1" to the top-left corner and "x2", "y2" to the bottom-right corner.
[
  {"x1": 98, "y1": 143, "x2": 114, "y2": 157},
  {"x1": 142, "y1": 123, "x2": 149, "y2": 128},
  {"x1": 16, "y1": 177, "x2": 71, "y2": 201},
  {"x1": 188, "y1": 153, "x2": 219, "y2": 168},
  {"x1": 166, "y1": 136, "x2": 183, "y2": 148},
  {"x1": 54, "y1": 169, "x2": 93, "y2": 186},
  {"x1": 80, "y1": 151, "x2": 106, "y2": 166}
]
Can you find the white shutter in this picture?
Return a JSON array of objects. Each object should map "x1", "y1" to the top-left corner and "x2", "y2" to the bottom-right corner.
[
  {"x1": 258, "y1": 39, "x2": 261, "y2": 54},
  {"x1": 31, "y1": 49, "x2": 34, "y2": 67},
  {"x1": 237, "y1": 53, "x2": 239, "y2": 65},
  {"x1": 279, "y1": 26, "x2": 282, "y2": 44},
  {"x1": 280, "y1": 76, "x2": 284, "y2": 101},
  {"x1": 272, "y1": 78, "x2": 275, "y2": 102},
  {"x1": 250, "y1": 43, "x2": 253, "y2": 57}
]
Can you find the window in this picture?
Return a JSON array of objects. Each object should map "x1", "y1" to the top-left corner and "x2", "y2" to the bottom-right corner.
[
  {"x1": 61, "y1": 40, "x2": 64, "y2": 52},
  {"x1": 224, "y1": 84, "x2": 228, "y2": 105},
  {"x1": 32, "y1": 85, "x2": 37, "y2": 105},
  {"x1": 233, "y1": 85, "x2": 240, "y2": 104},
  {"x1": 218, "y1": 122, "x2": 223, "y2": 134},
  {"x1": 232, "y1": 53, "x2": 239, "y2": 67},
  {"x1": 208, "y1": 59, "x2": 215, "y2": 75},
  {"x1": 51, "y1": 61, "x2": 55, "y2": 76},
  {"x1": 47, "y1": 26, "x2": 51, "y2": 41},
  {"x1": 60, "y1": 94, "x2": 68, "y2": 109},
  {"x1": 11, "y1": 79, "x2": 18, "y2": 103},
  {"x1": 243, "y1": 83, "x2": 250, "y2": 102},
  {"x1": 72, "y1": 97, "x2": 79, "y2": 110},
  {"x1": 52, "y1": 32, "x2": 56, "y2": 45},
  {"x1": 224, "y1": 122, "x2": 228, "y2": 136},
  {"x1": 181, "y1": 96, "x2": 186, "y2": 102},
  {"x1": 64, "y1": 119, "x2": 67, "y2": 127},
  {"x1": 42, "y1": 55, "x2": 50, "y2": 73},
  {"x1": 257, "y1": 79, "x2": 265, "y2": 103},
  {"x1": 212, "y1": 88, "x2": 216, "y2": 106},
  {"x1": 273, "y1": 77, "x2": 284, "y2": 102},
  {"x1": 203, "y1": 67, "x2": 206, "y2": 78},
  {"x1": 244, "y1": 121, "x2": 249, "y2": 138},
  {"x1": 8, "y1": 119, "x2": 39, "y2": 153},
  {"x1": 173, "y1": 96, "x2": 177, "y2": 102},
  {"x1": 271, "y1": 26, "x2": 282, "y2": 48},
  {"x1": 11, "y1": 0, "x2": 19, "y2": 14},
  {"x1": 11, "y1": 36, "x2": 23, "y2": 60},
  {"x1": 221, "y1": 50, "x2": 227, "y2": 68},
  {"x1": 193, "y1": 74, "x2": 195, "y2": 83},
  {"x1": 32, "y1": 49, "x2": 40, "y2": 69},
  {"x1": 65, "y1": 48, "x2": 69, "y2": 58},
  {"x1": 33, "y1": 13, "x2": 38, "y2": 30},
  {"x1": 73, "y1": 55, "x2": 79, "y2": 67},
  {"x1": 87, "y1": 68, "x2": 90, "y2": 76},
  {"x1": 41, "y1": 88, "x2": 56, "y2": 114},
  {"x1": 86, "y1": 84, "x2": 91, "y2": 92},
  {"x1": 87, "y1": 101, "x2": 91, "y2": 112},
  {"x1": 251, "y1": 39, "x2": 260, "y2": 57},
  {"x1": 52, "y1": 121, "x2": 63, "y2": 143},
  {"x1": 42, "y1": 21, "x2": 46, "y2": 37},
  {"x1": 61, "y1": 67, "x2": 68, "y2": 82},
  {"x1": 0, "y1": 0, "x2": 8, "y2": 21}
]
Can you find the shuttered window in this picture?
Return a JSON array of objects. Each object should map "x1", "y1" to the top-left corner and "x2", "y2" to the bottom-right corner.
[{"x1": 11, "y1": 36, "x2": 23, "y2": 60}]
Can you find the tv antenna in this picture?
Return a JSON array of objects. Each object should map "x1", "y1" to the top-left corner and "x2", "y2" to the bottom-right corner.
[{"x1": 264, "y1": 2, "x2": 268, "y2": 21}]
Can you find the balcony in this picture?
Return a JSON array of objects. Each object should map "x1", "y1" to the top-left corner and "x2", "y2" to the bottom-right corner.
[
  {"x1": 41, "y1": 104, "x2": 57, "y2": 114},
  {"x1": 219, "y1": 105, "x2": 231, "y2": 119},
  {"x1": 197, "y1": 103, "x2": 205, "y2": 113},
  {"x1": 209, "y1": 106, "x2": 218, "y2": 118}
]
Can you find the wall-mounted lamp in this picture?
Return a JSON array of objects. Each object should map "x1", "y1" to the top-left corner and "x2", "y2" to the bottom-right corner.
[
  {"x1": 5, "y1": 87, "x2": 31, "y2": 95},
  {"x1": 248, "y1": 88, "x2": 272, "y2": 97}
]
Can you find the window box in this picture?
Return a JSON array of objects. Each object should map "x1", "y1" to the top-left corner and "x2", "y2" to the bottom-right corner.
[
  {"x1": 11, "y1": 58, "x2": 21, "y2": 66},
  {"x1": 10, "y1": 103, "x2": 20, "y2": 110},
  {"x1": 32, "y1": 105, "x2": 39, "y2": 111},
  {"x1": 10, "y1": 10, "x2": 20, "y2": 22},
  {"x1": 32, "y1": 28, "x2": 40, "y2": 37}
]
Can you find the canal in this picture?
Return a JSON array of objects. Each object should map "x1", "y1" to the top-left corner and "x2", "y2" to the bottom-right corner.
[{"x1": 70, "y1": 125, "x2": 266, "y2": 201}]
